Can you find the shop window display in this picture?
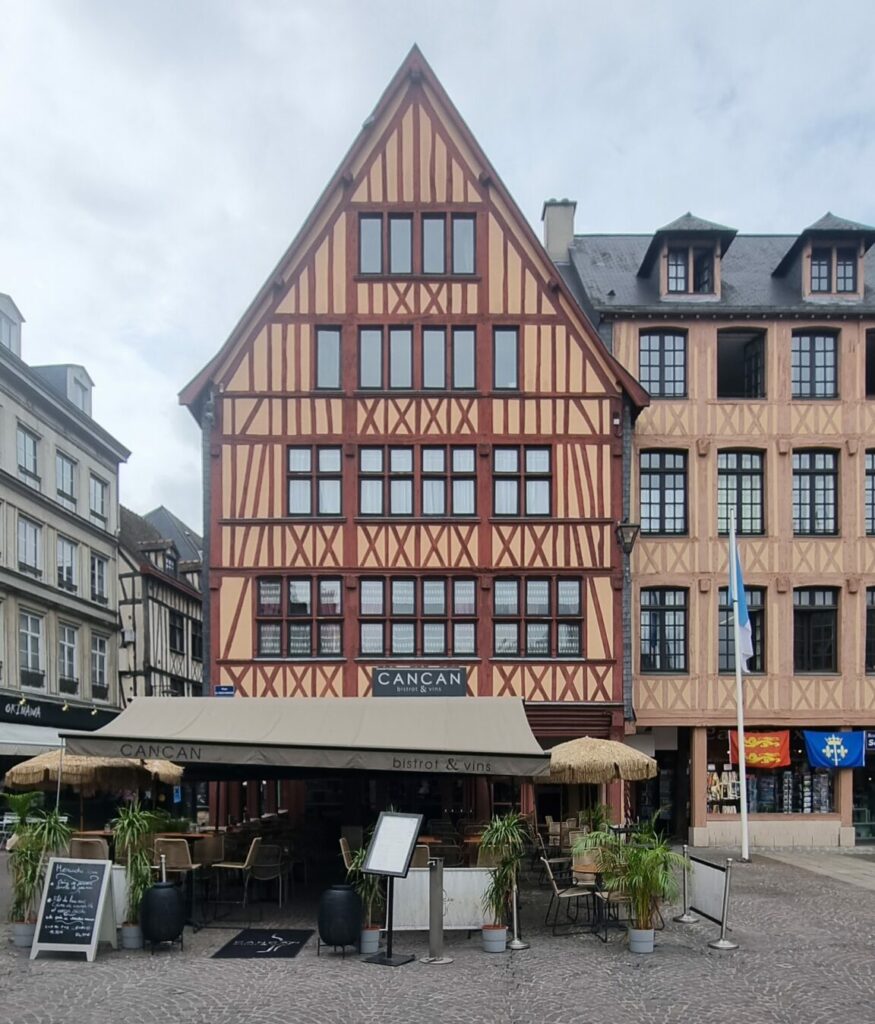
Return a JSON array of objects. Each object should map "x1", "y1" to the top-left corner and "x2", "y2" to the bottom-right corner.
[{"x1": 706, "y1": 728, "x2": 833, "y2": 815}]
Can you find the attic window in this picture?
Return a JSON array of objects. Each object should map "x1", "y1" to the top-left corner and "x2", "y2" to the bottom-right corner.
[
  {"x1": 666, "y1": 246, "x2": 715, "y2": 295},
  {"x1": 809, "y1": 244, "x2": 859, "y2": 295}
]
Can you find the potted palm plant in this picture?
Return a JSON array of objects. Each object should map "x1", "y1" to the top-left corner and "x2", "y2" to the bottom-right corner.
[
  {"x1": 479, "y1": 811, "x2": 530, "y2": 953},
  {"x1": 574, "y1": 828, "x2": 686, "y2": 954},
  {"x1": 579, "y1": 802, "x2": 612, "y2": 833},
  {"x1": 111, "y1": 802, "x2": 156, "y2": 950},
  {"x1": 5, "y1": 793, "x2": 72, "y2": 948},
  {"x1": 346, "y1": 845, "x2": 384, "y2": 954}
]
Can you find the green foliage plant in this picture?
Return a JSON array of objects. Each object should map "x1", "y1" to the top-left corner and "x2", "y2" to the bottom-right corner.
[
  {"x1": 574, "y1": 828, "x2": 687, "y2": 931},
  {"x1": 5, "y1": 794, "x2": 72, "y2": 923},
  {"x1": 346, "y1": 845, "x2": 384, "y2": 927},
  {"x1": 111, "y1": 802, "x2": 156, "y2": 925},
  {"x1": 578, "y1": 802, "x2": 612, "y2": 833},
  {"x1": 479, "y1": 811, "x2": 530, "y2": 927}
]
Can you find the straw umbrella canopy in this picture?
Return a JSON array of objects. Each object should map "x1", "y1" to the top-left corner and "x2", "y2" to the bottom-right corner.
[
  {"x1": 3, "y1": 749, "x2": 183, "y2": 797},
  {"x1": 539, "y1": 737, "x2": 657, "y2": 785}
]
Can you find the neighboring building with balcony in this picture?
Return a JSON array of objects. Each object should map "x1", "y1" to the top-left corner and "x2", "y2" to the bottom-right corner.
[
  {"x1": 0, "y1": 293, "x2": 128, "y2": 756},
  {"x1": 547, "y1": 204, "x2": 875, "y2": 847},
  {"x1": 179, "y1": 48, "x2": 646, "y2": 825},
  {"x1": 118, "y1": 505, "x2": 203, "y2": 700}
]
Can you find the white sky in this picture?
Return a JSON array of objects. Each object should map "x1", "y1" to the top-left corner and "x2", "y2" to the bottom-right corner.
[{"x1": 2, "y1": 0, "x2": 874, "y2": 532}]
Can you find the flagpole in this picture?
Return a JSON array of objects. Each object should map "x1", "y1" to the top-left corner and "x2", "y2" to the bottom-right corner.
[{"x1": 730, "y1": 509, "x2": 751, "y2": 862}]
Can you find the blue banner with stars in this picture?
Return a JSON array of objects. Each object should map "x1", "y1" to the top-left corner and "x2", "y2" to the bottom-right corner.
[{"x1": 803, "y1": 731, "x2": 866, "y2": 769}]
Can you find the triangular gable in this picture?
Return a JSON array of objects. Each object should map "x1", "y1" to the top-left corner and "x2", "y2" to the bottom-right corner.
[{"x1": 180, "y1": 45, "x2": 648, "y2": 413}]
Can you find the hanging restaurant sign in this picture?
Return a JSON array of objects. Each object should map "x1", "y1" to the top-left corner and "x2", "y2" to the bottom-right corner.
[
  {"x1": 371, "y1": 667, "x2": 467, "y2": 697},
  {"x1": 729, "y1": 730, "x2": 791, "y2": 768}
]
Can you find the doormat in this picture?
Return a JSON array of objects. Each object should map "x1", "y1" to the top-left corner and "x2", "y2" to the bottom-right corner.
[{"x1": 211, "y1": 928, "x2": 314, "y2": 959}]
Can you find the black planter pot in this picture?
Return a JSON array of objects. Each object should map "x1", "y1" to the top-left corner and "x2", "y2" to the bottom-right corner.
[
  {"x1": 140, "y1": 882, "x2": 185, "y2": 947},
  {"x1": 318, "y1": 884, "x2": 361, "y2": 949}
]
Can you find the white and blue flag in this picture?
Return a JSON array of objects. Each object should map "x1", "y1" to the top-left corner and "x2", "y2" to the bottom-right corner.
[{"x1": 729, "y1": 524, "x2": 754, "y2": 673}]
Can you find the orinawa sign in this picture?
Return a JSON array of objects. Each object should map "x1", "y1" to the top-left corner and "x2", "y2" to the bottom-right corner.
[{"x1": 371, "y1": 667, "x2": 467, "y2": 697}]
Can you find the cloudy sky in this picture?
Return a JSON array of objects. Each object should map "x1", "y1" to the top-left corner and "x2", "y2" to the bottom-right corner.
[{"x1": 2, "y1": 1, "x2": 874, "y2": 532}]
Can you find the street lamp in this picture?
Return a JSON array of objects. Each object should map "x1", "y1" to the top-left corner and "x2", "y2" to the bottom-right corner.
[{"x1": 615, "y1": 520, "x2": 640, "y2": 555}]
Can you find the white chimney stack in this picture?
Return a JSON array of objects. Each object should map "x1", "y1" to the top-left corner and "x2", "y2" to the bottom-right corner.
[{"x1": 541, "y1": 199, "x2": 577, "y2": 263}]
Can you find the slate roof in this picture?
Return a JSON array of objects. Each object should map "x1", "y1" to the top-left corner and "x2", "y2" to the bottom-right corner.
[
  {"x1": 143, "y1": 506, "x2": 202, "y2": 563},
  {"x1": 657, "y1": 212, "x2": 736, "y2": 235},
  {"x1": 120, "y1": 506, "x2": 165, "y2": 555},
  {"x1": 568, "y1": 233, "x2": 875, "y2": 317},
  {"x1": 638, "y1": 212, "x2": 737, "y2": 275}
]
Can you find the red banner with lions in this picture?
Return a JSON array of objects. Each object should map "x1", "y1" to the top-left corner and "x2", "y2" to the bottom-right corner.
[{"x1": 729, "y1": 730, "x2": 791, "y2": 768}]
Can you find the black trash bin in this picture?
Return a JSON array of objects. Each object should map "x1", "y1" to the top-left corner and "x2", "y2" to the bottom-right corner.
[
  {"x1": 140, "y1": 882, "x2": 185, "y2": 952},
  {"x1": 317, "y1": 884, "x2": 361, "y2": 955}
]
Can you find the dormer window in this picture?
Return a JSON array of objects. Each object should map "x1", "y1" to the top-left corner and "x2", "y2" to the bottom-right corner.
[
  {"x1": 808, "y1": 243, "x2": 860, "y2": 296},
  {"x1": 836, "y1": 249, "x2": 857, "y2": 292},
  {"x1": 667, "y1": 246, "x2": 715, "y2": 294}
]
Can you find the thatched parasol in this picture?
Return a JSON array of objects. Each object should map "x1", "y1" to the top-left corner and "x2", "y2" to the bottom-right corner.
[
  {"x1": 538, "y1": 737, "x2": 657, "y2": 785},
  {"x1": 3, "y1": 750, "x2": 183, "y2": 797}
]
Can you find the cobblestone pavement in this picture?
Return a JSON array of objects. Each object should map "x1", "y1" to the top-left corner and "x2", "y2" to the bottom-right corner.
[{"x1": 0, "y1": 850, "x2": 873, "y2": 1024}]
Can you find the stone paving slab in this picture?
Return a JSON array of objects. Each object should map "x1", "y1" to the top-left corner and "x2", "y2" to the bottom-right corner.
[{"x1": 0, "y1": 852, "x2": 872, "y2": 1024}]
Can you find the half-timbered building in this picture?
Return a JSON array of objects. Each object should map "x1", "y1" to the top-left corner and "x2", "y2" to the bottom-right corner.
[
  {"x1": 118, "y1": 506, "x2": 203, "y2": 701},
  {"x1": 180, "y1": 48, "x2": 646, "y2": 824},
  {"x1": 550, "y1": 204, "x2": 875, "y2": 846}
]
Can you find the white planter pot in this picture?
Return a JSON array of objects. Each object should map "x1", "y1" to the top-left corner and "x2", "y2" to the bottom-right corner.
[
  {"x1": 359, "y1": 927, "x2": 380, "y2": 954},
  {"x1": 11, "y1": 922, "x2": 36, "y2": 949},
  {"x1": 121, "y1": 924, "x2": 143, "y2": 950},
  {"x1": 482, "y1": 925, "x2": 507, "y2": 953},
  {"x1": 628, "y1": 927, "x2": 655, "y2": 954}
]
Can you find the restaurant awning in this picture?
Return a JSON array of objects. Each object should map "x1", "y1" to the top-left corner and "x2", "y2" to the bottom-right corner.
[
  {"x1": 61, "y1": 697, "x2": 550, "y2": 778},
  {"x1": 0, "y1": 723, "x2": 63, "y2": 757}
]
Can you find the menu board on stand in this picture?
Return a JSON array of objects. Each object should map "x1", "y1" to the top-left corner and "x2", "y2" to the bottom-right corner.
[{"x1": 31, "y1": 858, "x2": 117, "y2": 962}]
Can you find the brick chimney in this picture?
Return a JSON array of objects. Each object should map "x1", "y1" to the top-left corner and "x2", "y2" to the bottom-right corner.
[{"x1": 541, "y1": 199, "x2": 577, "y2": 262}]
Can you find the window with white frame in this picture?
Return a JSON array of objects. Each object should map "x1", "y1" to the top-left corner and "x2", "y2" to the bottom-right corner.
[
  {"x1": 57, "y1": 536, "x2": 78, "y2": 591},
  {"x1": 90, "y1": 552, "x2": 108, "y2": 603},
  {"x1": 56, "y1": 452, "x2": 77, "y2": 510},
  {"x1": 16, "y1": 426, "x2": 39, "y2": 488},
  {"x1": 91, "y1": 634, "x2": 108, "y2": 694},
  {"x1": 89, "y1": 474, "x2": 108, "y2": 524},
  {"x1": 17, "y1": 517, "x2": 42, "y2": 575},
  {"x1": 19, "y1": 611, "x2": 44, "y2": 684},
  {"x1": 58, "y1": 624, "x2": 78, "y2": 684}
]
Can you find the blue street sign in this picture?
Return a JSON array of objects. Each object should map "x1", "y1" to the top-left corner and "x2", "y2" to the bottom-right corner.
[{"x1": 214, "y1": 686, "x2": 235, "y2": 697}]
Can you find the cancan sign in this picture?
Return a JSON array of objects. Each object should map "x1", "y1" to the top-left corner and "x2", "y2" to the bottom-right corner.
[{"x1": 371, "y1": 667, "x2": 467, "y2": 697}]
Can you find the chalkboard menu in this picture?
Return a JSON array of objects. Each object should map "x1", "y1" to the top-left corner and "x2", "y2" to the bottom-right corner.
[{"x1": 31, "y1": 858, "x2": 116, "y2": 961}]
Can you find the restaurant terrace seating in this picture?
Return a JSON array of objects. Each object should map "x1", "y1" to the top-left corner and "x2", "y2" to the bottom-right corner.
[
  {"x1": 70, "y1": 837, "x2": 109, "y2": 860},
  {"x1": 540, "y1": 857, "x2": 592, "y2": 935}
]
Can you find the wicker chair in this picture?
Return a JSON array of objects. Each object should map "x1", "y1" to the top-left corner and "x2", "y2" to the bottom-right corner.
[{"x1": 212, "y1": 836, "x2": 263, "y2": 910}]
